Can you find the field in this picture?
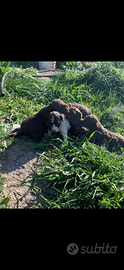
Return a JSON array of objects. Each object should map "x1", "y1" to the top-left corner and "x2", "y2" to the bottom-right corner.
[{"x1": 1, "y1": 61, "x2": 124, "y2": 208}]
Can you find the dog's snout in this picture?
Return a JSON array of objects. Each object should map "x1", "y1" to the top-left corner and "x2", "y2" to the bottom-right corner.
[
  {"x1": 52, "y1": 128, "x2": 58, "y2": 132},
  {"x1": 51, "y1": 124, "x2": 59, "y2": 133}
]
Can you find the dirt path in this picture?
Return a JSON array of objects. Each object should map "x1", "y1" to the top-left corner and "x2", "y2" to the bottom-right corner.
[
  {"x1": 33, "y1": 69, "x2": 61, "y2": 80},
  {"x1": 0, "y1": 141, "x2": 46, "y2": 208}
]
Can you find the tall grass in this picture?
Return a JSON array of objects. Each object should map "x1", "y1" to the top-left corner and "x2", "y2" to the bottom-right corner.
[
  {"x1": 24, "y1": 136, "x2": 124, "y2": 209},
  {"x1": 1, "y1": 62, "x2": 124, "y2": 208}
]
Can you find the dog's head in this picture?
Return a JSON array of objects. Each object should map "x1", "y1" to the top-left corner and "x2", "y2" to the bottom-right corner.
[{"x1": 45, "y1": 111, "x2": 65, "y2": 132}]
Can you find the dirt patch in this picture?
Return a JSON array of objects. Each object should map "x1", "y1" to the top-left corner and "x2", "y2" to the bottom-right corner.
[
  {"x1": 0, "y1": 142, "x2": 46, "y2": 208},
  {"x1": 33, "y1": 69, "x2": 61, "y2": 81}
]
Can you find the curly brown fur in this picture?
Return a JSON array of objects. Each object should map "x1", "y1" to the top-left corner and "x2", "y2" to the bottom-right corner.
[
  {"x1": 50, "y1": 100, "x2": 91, "y2": 137},
  {"x1": 67, "y1": 102, "x2": 92, "y2": 118},
  {"x1": 50, "y1": 99, "x2": 91, "y2": 127},
  {"x1": 50, "y1": 99, "x2": 69, "y2": 115},
  {"x1": 69, "y1": 124, "x2": 89, "y2": 137},
  {"x1": 80, "y1": 114, "x2": 124, "y2": 148},
  {"x1": 8, "y1": 100, "x2": 70, "y2": 142},
  {"x1": 8, "y1": 104, "x2": 52, "y2": 142},
  {"x1": 8, "y1": 99, "x2": 91, "y2": 142},
  {"x1": 50, "y1": 99, "x2": 85, "y2": 127},
  {"x1": 50, "y1": 99, "x2": 92, "y2": 120}
]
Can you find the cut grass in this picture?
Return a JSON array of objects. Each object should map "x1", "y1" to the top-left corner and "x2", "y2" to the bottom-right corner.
[{"x1": 1, "y1": 62, "x2": 124, "y2": 208}]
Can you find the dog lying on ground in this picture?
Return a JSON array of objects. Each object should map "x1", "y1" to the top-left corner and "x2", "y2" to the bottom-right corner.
[
  {"x1": 77, "y1": 114, "x2": 124, "y2": 148},
  {"x1": 51, "y1": 99, "x2": 92, "y2": 126},
  {"x1": 8, "y1": 104, "x2": 51, "y2": 142},
  {"x1": 45, "y1": 111, "x2": 71, "y2": 144},
  {"x1": 8, "y1": 99, "x2": 90, "y2": 142},
  {"x1": 8, "y1": 98, "x2": 124, "y2": 148}
]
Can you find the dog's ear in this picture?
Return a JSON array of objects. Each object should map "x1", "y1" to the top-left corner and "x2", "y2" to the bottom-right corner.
[{"x1": 60, "y1": 114, "x2": 65, "y2": 122}]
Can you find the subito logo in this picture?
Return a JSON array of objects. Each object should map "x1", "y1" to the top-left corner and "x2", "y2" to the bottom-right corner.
[
  {"x1": 67, "y1": 243, "x2": 117, "y2": 255},
  {"x1": 67, "y1": 243, "x2": 79, "y2": 255}
]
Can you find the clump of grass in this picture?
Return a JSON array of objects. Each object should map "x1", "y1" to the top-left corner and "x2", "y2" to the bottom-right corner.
[
  {"x1": 27, "y1": 136, "x2": 124, "y2": 209},
  {"x1": 79, "y1": 62, "x2": 124, "y2": 102},
  {"x1": 3, "y1": 66, "x2": 50, "y2": 103}
]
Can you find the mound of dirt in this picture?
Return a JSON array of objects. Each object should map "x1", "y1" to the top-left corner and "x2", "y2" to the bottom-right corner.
[{"x1": 0, "y1": 142, "x2": 45, "y2": 208}]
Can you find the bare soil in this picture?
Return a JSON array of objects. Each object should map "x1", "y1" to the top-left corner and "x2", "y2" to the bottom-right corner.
[
  {"x1": 33, "y1": 69, "x2": 61, "y2": 80},
  {"x1": 0, "y1": 141, "x2": 46, "y2": 208}
]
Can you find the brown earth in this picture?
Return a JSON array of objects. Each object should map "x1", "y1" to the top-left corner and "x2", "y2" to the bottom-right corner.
[
  {"x1": 33, "y1": 69, "x2": 61, "y2": 80},
  {"x1": 0, "y1": 142, "x2": 46, "y2": 208}
]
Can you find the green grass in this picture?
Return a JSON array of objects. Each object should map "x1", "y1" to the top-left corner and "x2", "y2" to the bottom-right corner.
[
  {"x1": 32, "y1": 138, "x2": 124, "y2": 209},
  {"x1": 1, "y1": 61, "x2": 124, "y2": 208}
]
